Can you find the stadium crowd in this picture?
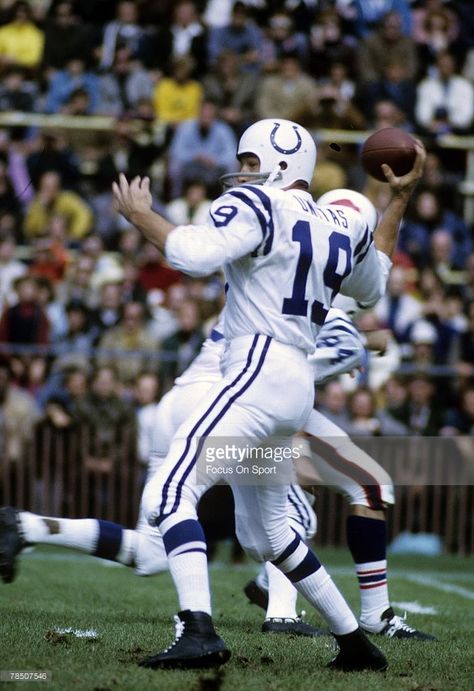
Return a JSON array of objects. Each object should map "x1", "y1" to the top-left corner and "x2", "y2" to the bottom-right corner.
[{"x1": 1, "y1": 0, "x2": 474, "y2": 469}]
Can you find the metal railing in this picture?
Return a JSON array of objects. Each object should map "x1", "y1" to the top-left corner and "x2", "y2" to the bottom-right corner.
[{"x1": 1, "y1": 425, "x2": 473, "y2": 555}]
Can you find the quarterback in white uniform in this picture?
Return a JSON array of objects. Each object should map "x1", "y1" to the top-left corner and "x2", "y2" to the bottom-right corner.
[{"x1": 109, "y1": 118, "x2": 425, "y2": 671}]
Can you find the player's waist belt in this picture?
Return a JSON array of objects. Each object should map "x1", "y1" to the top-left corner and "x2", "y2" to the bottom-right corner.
[{"x1": 210, "y1": 329, "x2": 224, "y2": 342}]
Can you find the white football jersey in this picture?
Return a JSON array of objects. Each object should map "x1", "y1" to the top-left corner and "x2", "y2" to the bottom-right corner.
[{"x1": 165, "y1": 184, "x2": 391, "y2": 354}]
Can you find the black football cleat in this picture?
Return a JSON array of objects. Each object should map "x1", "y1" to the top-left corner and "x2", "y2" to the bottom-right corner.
[
  {"x1": 0, "y1": 507, "x2": 26, "y2": 584},
  {"x1": 361, "y1": 607, "x2": 437, "y2": 641},
  {"x1": 262, "y1": 616, "x2": 327, "y2": 637},
  {"x1": 328, "y1": 627, "x2": 388, "y2": 672},
  {"x1": 244, "y1": 579, "x2": 268, "y2": 611},
  {"x1": 139, "y1": 610, "x2": 231, "y2": 670}
]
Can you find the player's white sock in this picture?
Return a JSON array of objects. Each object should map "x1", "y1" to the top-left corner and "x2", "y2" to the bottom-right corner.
[
  {"x1": 19, "y1": 512, "x2": 99, "y2": 551},
  {"x1": 265, "y1": 562, "x2": 297, "y2": 619},
  {"x1": 295, "y1": 565, "x2": 358, "y2": 635},
  {"x1": 356, "y1": 559, "x2": 389, "y2": 629},
  {"x1": 273, "y1": 534, "x2": 357, "y2": 635},
  {"x1": 161, "y1": 517, "x2": 211, "y2": 615},
  {"x1": 255, "y1": 564, "x2": 268, "y2": 591},
  {"x1": 18, "y1": 512, "x2": 137, "y2": 565}
]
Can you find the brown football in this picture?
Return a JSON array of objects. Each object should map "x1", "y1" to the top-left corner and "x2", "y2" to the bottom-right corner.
[{"x1": 361, "y1": 128, "x2": 417, "y2": 182}]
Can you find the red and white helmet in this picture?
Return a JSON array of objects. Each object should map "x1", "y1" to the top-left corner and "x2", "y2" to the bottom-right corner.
[
  {"x1": 317, "y1": 188, "x2": 378, "y2": 233},
  {"x1": 221, "y1": 118, "x2": 317, "y2": 190}
]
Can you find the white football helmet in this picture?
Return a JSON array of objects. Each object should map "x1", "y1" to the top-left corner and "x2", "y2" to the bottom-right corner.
[
  {"x1": 220, "y1": 118, "x2": 317, "y2": 190},
  {"x1": 316, "y1": 188, "x2": 378, "y2": 233}
]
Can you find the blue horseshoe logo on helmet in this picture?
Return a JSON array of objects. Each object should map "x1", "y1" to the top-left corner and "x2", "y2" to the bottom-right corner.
[{"x1": 270, "y1": 122, "x2": 302, "y2": 154}]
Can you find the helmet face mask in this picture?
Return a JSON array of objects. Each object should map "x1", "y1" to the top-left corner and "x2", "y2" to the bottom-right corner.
[{"x1": 220, "y1": 118, "x2": 317, "y2": 191}]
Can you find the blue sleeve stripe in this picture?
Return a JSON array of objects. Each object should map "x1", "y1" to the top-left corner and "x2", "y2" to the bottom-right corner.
[
  {"x1": 354, "y1": 224, "x2": 370, "y2": 257},
  {"x1": 356, "y1": 237, "x2": 373, "y2": 264},
  {"x1": 228, "y1": 189, "x2": 269, "y2": 255},
  {"x1": 241, "y1": 185, "x2": 275, "y2": 254},
  {"x1": 321, "y1": 323, "x2": 359, "y2": 337}
]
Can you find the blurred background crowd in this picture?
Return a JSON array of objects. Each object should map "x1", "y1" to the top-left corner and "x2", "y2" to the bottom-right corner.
[{"x1": 1, "y1": 0, "x2": 474, "y2": 474}]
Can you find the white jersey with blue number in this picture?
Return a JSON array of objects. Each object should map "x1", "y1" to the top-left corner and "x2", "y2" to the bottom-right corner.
[{"x1": 165, "y1": 184, "x2": 391, "y2": 354}]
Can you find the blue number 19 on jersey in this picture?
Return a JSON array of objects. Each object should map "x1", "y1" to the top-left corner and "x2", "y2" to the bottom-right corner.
[{"x1": 282, "y1": 220, "x2": 352, "y2": 325}]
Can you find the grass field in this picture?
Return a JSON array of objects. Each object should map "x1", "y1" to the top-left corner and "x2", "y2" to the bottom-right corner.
[{"x1": 1, "y1": 546, "x2": 473, "y2": 690}]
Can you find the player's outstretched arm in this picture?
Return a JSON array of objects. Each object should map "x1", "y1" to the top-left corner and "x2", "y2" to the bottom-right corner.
[
  {"x1": 374, "y1": 141, "x2": 426, "y2": 258},
  {"x1": 112, "y1": 174, "x2": 175, "y2": 253}
]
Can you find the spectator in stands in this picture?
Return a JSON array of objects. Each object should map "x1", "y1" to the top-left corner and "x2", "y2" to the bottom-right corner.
[
  {"x1": 352, "y1": 0, "x2": 412, "y2": 38},
  {"x1": 419, "y1": 151, "x2": 459, "y2": 212},
  {"x1": 26, "y1": 132, "x2": 80, "y2": 191},
  {"x1": 408, "y1": 319, "x2": 438, "y2": 368},
  {"x1": 42, "y1": 1, "x2": 95, "y2": 74},
  {"x1": 97, "y1": 46, "x2": 153, "y2": 117},
  {"x1": 76, "y1": 364, "x2": 136, "y2": 428},
  {"x1": 383, "y1": 375, "x2": 409, "y2": 423},
  {"x1": 444, "y1": 386, "x2": 474, "y2": 434},
  {"x1": 0, "y1": 66, "x2": 36, "y2": 112},
  {"x1": 96, "y1": 301, "x2": 157, "y2": 386},
  {"x1": 29, "y1": 231, "x2": 69, "y2": 285},
  {"x1": 159, "y1": 299, "x2": 204, "y2": 392},
  {"x1": 308, "y1": 8, "x2": 357, "y2": 79},
  {"x1": 166, "y1": 180, "x2": 212, "y2": 226},
  {"x1": 458, "y1": 300, "x2": 474, "y2": 378},
  {"x1": 208, "y1": 1, "x2": 262, "y2": 72},
  {"x1": 134, "y1": 371, "x2": 160, "y2": 465},
  {"x1": 412, "y1": 0, "x2": 459, "y2": 47},
  {"x1": 44, "y1": 365, "x2": 88, "y2": 429},
  {"x1": 152, "y1": 55, "x2": 203, "y2": 126},
  {"x1": 99, "y1": 0, "x2": 144, "y2": 71},
  {"x1": 56, "y1": 254, "x2": 97, "y2": 310},
  {"x1": 44, "y1": 58, "x2": 99, "y2": 115},
  {"x1": 374, "y1": 266, "x2": 423, "y2": 345},
  {"x1": 202, "y1": 49, "x2": 258, "y2": 134},
  {"x1": 138, "y1": 241, "x2": 182, "y2": 295},
  {"x1": 54, "y1": 300, "x2": 93, "y2": 362},
  {"x1": 256, "y1": 54, "x2": 319, "y2": 125},
  {"x1": 120, "y1": 257, "x2": 147, "y2": 305},
  {"x1": 74, "y1": 365, "x2": 136, "y2": 475},
  {"x1": 398, "y1": 374, "x2": 444, "y2": 435},
  {"x1": 313, "y1": 79, "x2": 366, "y2": 131},
  {"x1": 88, "y1": 280, "x2": 123, "y2": 345},
  {"x1": 357, "y1": 11, "x2": 417, "y2": 84},
  {"x1": 140, "y1": 0, "x2": 207, "y2": 76},
  {"x1": 315, "y1": 380, "x2": 350, "y2": 430},
  {"x1": 0, "y1": 155, "x2": 23, "y2": 239},
  {"x1": 463, "y1": 254, "x2": 474, "y2": 304},
  {"x1": 0, "y1": 275, "x2": 49, "y2": 346},
  {"x1": 0, "y1": 1, "x2": 44, "y2": 71},
  {"x1": 416, "y1": 6, "x2": 463, "y2": 69},
  {"x1": 371, "y1": 98, "x2": 412, "y2": 131},
  {"x1": 415, "y1": 51, "x2": 474, "y2": 135},
  {"x1": 399, "y1": 189, "x2": 472, "y2": 270},
  {"x1": 359, "y1": 59, "x2": 416, "y2": 123},
  {"x1": 0, "y1": 357, "x2": 41, "y2": 463},
  {"x1": 260, "y1": 10, "x2": 308, "y2": 73},
  {"x1": 168, "y1": 99, "x2": 237, "y2": 198},
  {"x1": 23, "y1": 171, "x2": 93, "y2": 242},
  {"x1": 0, "y1": 234, "x2": 26, "y2": 309},
  {"x1": 346, "y1": 386, "x2": 407, "y2": 436}
]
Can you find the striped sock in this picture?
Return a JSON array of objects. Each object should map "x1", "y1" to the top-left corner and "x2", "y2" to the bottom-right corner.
[
  {"x1": 356, "y1": 559, "x2": 389, "y2": 626},
  {"x1": 346, "y1": 515, "x2": 390, "y2": 623},
  {"x1": 162, "y1": 518, "x2": 211, "y2": 615},
  {"x1": 272, "y1": 533, "x2": 358, "y2": 635}
]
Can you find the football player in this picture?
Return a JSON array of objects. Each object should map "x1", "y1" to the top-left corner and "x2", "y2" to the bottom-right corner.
[{"x1": 108, "y1": 118, "x2": 424, "y2": 670}]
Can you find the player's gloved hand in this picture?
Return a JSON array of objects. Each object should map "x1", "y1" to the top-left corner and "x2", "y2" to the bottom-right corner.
[{"x1": 309, "y1": 308, "x2": 366, "y2": 385}]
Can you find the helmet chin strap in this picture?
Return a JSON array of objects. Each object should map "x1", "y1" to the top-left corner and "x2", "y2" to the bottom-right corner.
[{"x1": 263, "y1": 164, "x2": 283, "y2": 187}]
